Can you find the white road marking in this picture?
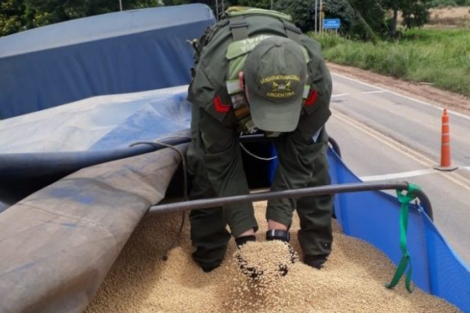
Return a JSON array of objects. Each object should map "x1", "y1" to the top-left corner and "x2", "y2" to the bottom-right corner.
[
  {"x1": 362, "y1": 90, "x2": 387, "y2": 95},
  {"x1": 332, "y1": 90, "x2": 386, "y2": 98},
  {"x1": 360, "y1": 169, "x2": 436, "y2": 182},
  {"x1": 333, "y1": 108, "x2": 470, "y2": 192},
  {"x1": 332, "y1": 93, "x2": 349, "y2": 98},
  {"x1": 331, "y1": 72, "x2": 470, "y2": 121}
]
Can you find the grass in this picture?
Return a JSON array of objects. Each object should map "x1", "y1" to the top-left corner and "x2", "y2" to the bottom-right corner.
[{"x1": 310, "y1": 28, "x2": 470, "y2": 97}]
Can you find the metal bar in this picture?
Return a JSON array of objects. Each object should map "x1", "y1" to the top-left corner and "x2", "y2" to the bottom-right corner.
[
  {"x1": 314, "y1": 0, "x2": 318, "y2": 34},
  {"x1": 239, "y1": 134, "x2": 266, "y2": 143},
  {"x1": 149, "y1": 182, "x2": 434, "y2": 219},
  {"x1": 328, "y1": 136, "x2": 341, "y2": 157},
  {"x1": 319, "y1": 0, "x2": 323, "y2": 34}
]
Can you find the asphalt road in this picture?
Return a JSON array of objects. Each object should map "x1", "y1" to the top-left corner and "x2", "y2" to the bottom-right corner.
[{"x1": 327, "y1": 72, "x2": 470, "y2": 265}]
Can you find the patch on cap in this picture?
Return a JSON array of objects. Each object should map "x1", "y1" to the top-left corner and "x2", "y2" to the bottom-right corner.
[{"x1": 261, "y1": 75, "x2": 301, "y2": 99}]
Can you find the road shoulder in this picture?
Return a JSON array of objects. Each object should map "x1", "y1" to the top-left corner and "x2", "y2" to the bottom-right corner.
[{"x1": 327, "y1": 62, "x2": 470, "y2": 117}]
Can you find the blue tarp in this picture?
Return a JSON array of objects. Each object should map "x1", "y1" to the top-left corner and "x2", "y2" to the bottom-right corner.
[
  {"x1": 0, "y1": 86, "x2": 191, "y2": 209},
  {"x1": 0, "y1": 4, "x2": 214, "y2": 119},
  {"x1": 329, "y1": 148, "x2": 470, "y2": 312}
]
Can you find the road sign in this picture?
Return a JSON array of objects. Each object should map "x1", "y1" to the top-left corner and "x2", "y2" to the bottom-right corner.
[{"x1": 323, "y1": 18, "x2": 341, "y2": 29}]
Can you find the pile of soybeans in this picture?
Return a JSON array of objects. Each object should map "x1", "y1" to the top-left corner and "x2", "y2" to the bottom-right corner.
[{"x1": 85, "y1": 202, "x2": 461, "y2": 313}]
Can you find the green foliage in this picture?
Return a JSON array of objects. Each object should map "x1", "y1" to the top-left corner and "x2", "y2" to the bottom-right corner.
[
  {"x1": 0, "y1": 0, "x2": 164, "y2": 37},
  {"x1": 273, "y1": 0, "x2": 317, "y2": 32},
  {"x1": 273, "y1": 0, "x2": 386, "y2": 41},
  {"x1": 307, "y1": 31, "x2": 345, "y2": 49},
  {"x1": 234, "y1": 0, "x2": 272, "y2": 9},
  {"x1": 348, "y1": 0, "x2": 387, "y2": 38},
  {"x1": 0, "y1": 0, "x2": 434, "y2": 40},
  {"x1": 322, "y1": 0, "x2": 355, "y2": 33},
  {"x1": 163, "y1": 0, "x2": 191, "y2": 4},
  {"x1": 312, "y1": 29, "x2": 470, "y2": 96},
  {"x1": 402, "y1": 0, "x2": 430, "y2": 28},
  {"x1": 383, "y1": 0, "x2": 431, "y2": 37},
  {"x1": 0, "y1": 0, "x2": 25, "y2": 36}
]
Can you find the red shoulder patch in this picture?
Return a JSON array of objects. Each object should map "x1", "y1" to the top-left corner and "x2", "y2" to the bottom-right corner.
[
  {"x1": 213, "y1": 95, "x2": 231, "y2": 113},
  {"x1": 305, "y1": 90, "x2": 318, "y2": 106}
]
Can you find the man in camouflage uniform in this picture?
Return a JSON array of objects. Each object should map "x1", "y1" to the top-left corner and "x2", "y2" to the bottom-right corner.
[{"x1": 186, "y1": 8, "x2": 333, "y2": 273}]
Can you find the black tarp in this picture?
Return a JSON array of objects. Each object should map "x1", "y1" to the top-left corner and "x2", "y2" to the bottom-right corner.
[{"x1": 0, "y1": 143, "x2": 188, "y2": 313}]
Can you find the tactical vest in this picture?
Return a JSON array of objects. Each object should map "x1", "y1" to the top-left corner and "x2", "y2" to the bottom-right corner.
[{"x1": 188, "y1": 7, "x2": 329, "y2": 135}]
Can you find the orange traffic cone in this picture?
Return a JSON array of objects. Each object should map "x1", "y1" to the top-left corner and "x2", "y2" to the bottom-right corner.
[{"x1": 435, "y1": 109, "x2": 458, "y2": 171}]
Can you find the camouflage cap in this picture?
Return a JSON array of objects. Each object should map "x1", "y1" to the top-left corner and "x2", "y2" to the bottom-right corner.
[{"x1": 244, "y1": 36, "x2": 307, "y2": 132}]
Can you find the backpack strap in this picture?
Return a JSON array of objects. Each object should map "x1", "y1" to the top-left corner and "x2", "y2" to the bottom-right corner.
[
  {"x1": 282, "y1": 19, "x2": 302, "y2": 44},
  {"x1": 229, "y1": 15, "x2": 249, "y2": 41}
]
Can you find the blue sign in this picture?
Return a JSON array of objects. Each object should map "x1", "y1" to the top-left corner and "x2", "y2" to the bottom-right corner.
[{"x1": 323, "y1": 18, "x2": 341, "y2": 29}]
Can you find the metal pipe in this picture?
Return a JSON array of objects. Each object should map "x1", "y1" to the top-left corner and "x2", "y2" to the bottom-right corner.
[
  {"x1": 149, "y1": 182, "x2": 434, "y2": 219},
  {"x1": 314, "y1": 0, "x2": 318, "y2": 34},
  {"x1": 328, "y1": 136, "x2": 341, "y2": 157},
  {"x1": 319, "y1": 0, "x2": 323, "y2": 34}
]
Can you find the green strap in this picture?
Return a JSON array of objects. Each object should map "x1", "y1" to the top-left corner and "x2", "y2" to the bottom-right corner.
[
  {"x1": 386, "y1": 183, "x2": 421, "y2": 293},
  {"x1": 229, "y1": 16, "x2": 249, "y2": 41}
]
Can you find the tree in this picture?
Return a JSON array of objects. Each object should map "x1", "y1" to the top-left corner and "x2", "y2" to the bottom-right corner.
[
  {"x1": 347, "y1": 0, "x2": 387, "y2": 40},
  {"x1": 274, "y1": 0, "x2": 317, "y2": 32},
  {"x1": 0, "y1": 0, "x2": 25, "y2": 36},
  {"x1": 384, "y1": 0, "x2": 430, "y2": 36},
  {"x1": 0, "y1": 0, "x2": 164, "y2": 37},
  {"x1": 322, "y1": 0, "x2": 355, "y2": 33},
  {"x1": 164, "y1": 0, "x2": 191, "y2": 4},
  {"x1": 402, "y1": 0, "x2": 430, "y2": 29},
  {"x1": 235, "y1": 0, "x2": 271, "y2": 9}
]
